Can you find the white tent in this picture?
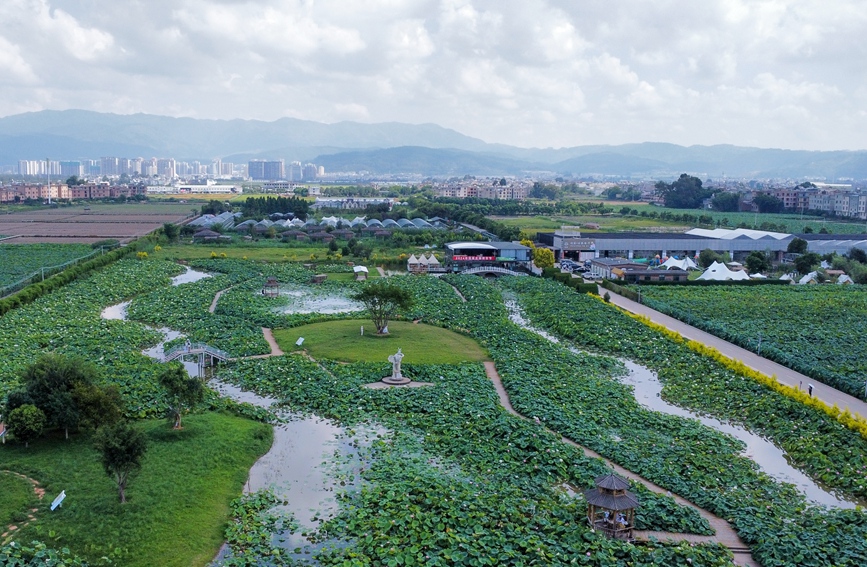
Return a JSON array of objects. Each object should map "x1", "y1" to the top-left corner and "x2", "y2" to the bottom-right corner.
[
  {"x1": 661, "y1": 257, "x2": 698, "y2": 270},
  {"x1": 838, "y1": 274, "x2": 854, "y2": 284},
  {"x1": 798, "y1": 271, "x2": 819, "y2": 285},
  {"x1": 749, "y1": 273, "x2": 767, "y2": 279},
  {"x1": 697, "y1": 261, "x2": 750, "y2": 281},
  {"x1": 426, "y1": 253, "x2": 441, "y2": 266}
]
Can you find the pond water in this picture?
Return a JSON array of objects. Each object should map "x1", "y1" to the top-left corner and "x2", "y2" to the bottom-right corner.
[
  {"x1": 275, "y1": 285, "x2": 362, "y2": 315},
  {"x1": 504, "y1": 297, "x2": 860, "y2": 509},
  {"x1": 101, "y1": 300, "x2": 199, "y2": 376},
  {"x1": 171, "y1": 265, "x2": 211, "y2": 286},
  {"x1": 210, "y1": 380, "x2": 379, "y2": 563}
]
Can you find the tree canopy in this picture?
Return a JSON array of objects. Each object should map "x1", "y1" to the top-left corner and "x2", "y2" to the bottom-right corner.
[
  {"x1": 12, "y1": 354, "x2": 120, "y2": 439},
  {"x1": 753, "y1": 193, "x2": 784, "y2": 214},
  {"x1": 158, "y1": 364, "x2": 205, "y2": 429},
  {"x1": 6, "y1": 404, "x2": 46, "y2": 448},
  {"x1": 787, "y1": 237, "x2": 808, "y2": 254},
  {"x1": 711, "y1": 192, "x2": 740, "y2": 212},
  {"x1": 94, "y1": 421, "x2": 148, "y2": 503},
  {"x1": 744, "y1": 251, "x2": 771, "y2": 274},
  {"x1": 654, "y1": 174, "x2": 712, "y2": 209},
  {"x1": 352, "y1": 281, "x2": 414, "y2": 334},
  {"x1": 533, "y1": 248, "x2": 555, "y2": 269}
]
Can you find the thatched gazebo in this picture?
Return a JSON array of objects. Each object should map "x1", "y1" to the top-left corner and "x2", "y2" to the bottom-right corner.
[{"x1": 584, "y1": 473, "x2": 640, "y2": 541}]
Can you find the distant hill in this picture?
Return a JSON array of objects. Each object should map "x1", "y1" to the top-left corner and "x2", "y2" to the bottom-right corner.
[
  {"x1": 1, "y1": 109, "x2": 867, "y2": 179},
  {"x1": 313, "y1": 146, "x2": 538, "y2": 176}
]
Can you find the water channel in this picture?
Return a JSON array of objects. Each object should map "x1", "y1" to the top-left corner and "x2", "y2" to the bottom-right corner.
[
  {"x1": 209, "y1": 380, "x2": 379, "y2": 563},
  {"x1": 503, "y1": 297, "x2": 860, "y2": 509},
  {"x1": 100, "y1": 291, "x2": 372, "y2": 563}
]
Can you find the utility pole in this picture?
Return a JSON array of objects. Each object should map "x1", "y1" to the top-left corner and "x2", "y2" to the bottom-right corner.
[{"x1": 46, "y1": 157, "x2": 51, "y2": 204}]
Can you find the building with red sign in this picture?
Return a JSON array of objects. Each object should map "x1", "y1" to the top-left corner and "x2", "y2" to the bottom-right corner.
[{"x1": 444, "y1": 241, "x2": 533, "y2": 274}]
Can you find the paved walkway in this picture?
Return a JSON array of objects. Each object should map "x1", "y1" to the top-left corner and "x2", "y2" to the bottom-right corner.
[
  {"x1": 377, "y1": 266, "x2": 387, "y2": 277},
  {"x1": 599, "y1": 286, "x2": 867, "y2": 420},
  {"x1": 483, "y1": 361, "x2": 757, "y2": 566},
  {"x1": 208, "y1": 285, "x2": 238, "y2": 314}
]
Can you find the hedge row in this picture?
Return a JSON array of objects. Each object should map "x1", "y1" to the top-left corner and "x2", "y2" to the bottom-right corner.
[{"x1": 541, "y1": 267, "x2": 597, "y2": 293}]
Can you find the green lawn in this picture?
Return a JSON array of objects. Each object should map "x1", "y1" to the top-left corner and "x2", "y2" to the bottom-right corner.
[
  {"x1": 275, "y1": 319, "x2": 489, "y2": 364},
  {"x1": 0, "y1": 412, "x2": 272, "y2": 567},
  {"x1": 0, "y1": 471, "x2": 36, "y2": 526},
  {"x1": 158, "y1": 243, "x2": 333, "y2": 262}
]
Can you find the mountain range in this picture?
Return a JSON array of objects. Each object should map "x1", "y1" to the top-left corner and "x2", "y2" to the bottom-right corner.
[{"x1": 2, "y1": 109, "x2": 866, "y2": 180}]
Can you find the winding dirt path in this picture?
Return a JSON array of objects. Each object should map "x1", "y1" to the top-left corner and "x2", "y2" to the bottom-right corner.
[
  {"x1": 482, "y1": 361, "x2": 757, "y2": 566},
  {"x1": 208, "y1": 285, "x2": 238, "y2": 314},
  {"x1": 0, "y1": 471, "x2": 45, "y2": 544}
]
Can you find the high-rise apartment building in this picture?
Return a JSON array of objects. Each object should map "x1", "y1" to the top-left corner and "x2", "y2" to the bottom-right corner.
[
  {"x1": 101, "y1": 157, "x2": 120, "y2": 176},
  {"x1": 287, "y1": 161, "x2": 302, "y2": 181},
  {"x1": 302, "y1": 163, "x2": 318, "y2": 181},
  {"x1": 157, "y1": 158, "x2": 176, "y2": 178},
  {"x1": 60, "y1": 161, "x2": 83, "y2": 178},
  {"x1": 248, "y1": 159, "x2": 285, "y2": 180}
]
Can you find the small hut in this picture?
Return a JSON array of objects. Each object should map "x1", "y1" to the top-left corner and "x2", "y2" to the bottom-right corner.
[
  {"x1": 353, "y1": 266, "x2": 369, "y2": 281},
  {"x1": 263, "y1": 276, "x2": 279, "y2": 298},
  {"x1": 584, "y1": 474, "x2": 640, "y2": 541}
]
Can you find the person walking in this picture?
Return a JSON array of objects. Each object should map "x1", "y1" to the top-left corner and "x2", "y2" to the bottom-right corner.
[{"x1": 808, "y1": 383, "x2": 814, "y2": 397}]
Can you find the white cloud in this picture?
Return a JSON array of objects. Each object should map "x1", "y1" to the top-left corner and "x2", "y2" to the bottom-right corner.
[{"x1": 0, "y1": 0, "x2": 864, "y2": 150}]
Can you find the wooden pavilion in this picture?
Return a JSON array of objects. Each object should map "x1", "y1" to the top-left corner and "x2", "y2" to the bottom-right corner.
[
  {"x1": 263, "y1": 276, "x2": 279, "y2": 298},
  {"x1": 584, "y1": 473, "x2": 640, "y2": 541}
]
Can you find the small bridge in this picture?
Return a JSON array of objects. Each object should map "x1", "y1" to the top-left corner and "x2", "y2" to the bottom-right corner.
[
  {"x1": 164, "y1": 343, "x2": 231, "y2": 376},
  {"x1": 461, "y1": 266, "x2": 529, "y2": 277}
]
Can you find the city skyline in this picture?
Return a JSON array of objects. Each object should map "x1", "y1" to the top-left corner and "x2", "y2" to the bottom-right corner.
[{"x1": 0, "y1": 1, "x2": 864, "y2": 152}]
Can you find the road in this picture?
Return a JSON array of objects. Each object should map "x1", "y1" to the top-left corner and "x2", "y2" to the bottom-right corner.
[{"x1": 600, "y1": 286, "x2": 867, "y2": 421}]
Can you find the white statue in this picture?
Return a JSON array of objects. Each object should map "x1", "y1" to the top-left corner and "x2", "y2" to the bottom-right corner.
[{"x1": 388, "y1": 348, "x2": 404, "y2": 379}]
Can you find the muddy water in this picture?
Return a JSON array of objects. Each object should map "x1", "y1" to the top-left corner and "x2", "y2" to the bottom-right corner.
[
  {"x1": 171, "y1": 266, "x2": 211, "y2": 286},
  {"x1": 504, "y1": 297, "x2": 860, "y2": 509},
  {"x1": 210, "y1": 380, "x2": 377, "y2": 562}
]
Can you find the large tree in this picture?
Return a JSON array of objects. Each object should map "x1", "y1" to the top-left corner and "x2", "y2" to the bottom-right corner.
[
  {"x1": 744, "y1": 251, "x2": 771, "y2": 274},
  {"x1": 17, "y1": 354, "x2": 101, "y2": 439},
  {"x1": 158, "y1": 364, "x2": 204, "y2": 429},
  {"x1": 94, "y1": 422, "x2": 148, "y2": 503},
  {"x1": 787, "y1": 237, "x2": 808, "y2": 254},
  {"x1": 753, "y1": 193, "x2": 784, "y2": 214},
  {"x1": 711, "y1": 192, "x2": 740, "y2": 212},
  {"x1": 654, "y1": 174, "x2": 712, "y2": 209},
  {"x1": 352, "y1": 281, "x2": 414, "y2": 334}
]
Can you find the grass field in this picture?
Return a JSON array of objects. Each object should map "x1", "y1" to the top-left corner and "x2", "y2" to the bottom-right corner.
[
  {"x1": 492, "y1": 215, "x2": 688, "y2": 235},
  {"x1": 0, "y1": 471, "x2": 36, "y2": 526},
  {"x1": 1, "y1": 412, "x2": 272, "y2": 567},
  {"x1": 275, "y1": 319, "x2": 489, "y2": 364}
]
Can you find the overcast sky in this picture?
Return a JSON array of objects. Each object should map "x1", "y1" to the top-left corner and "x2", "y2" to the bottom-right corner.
[{"x1": 1, "y1": 0, "x2": 865, "y2": 151}]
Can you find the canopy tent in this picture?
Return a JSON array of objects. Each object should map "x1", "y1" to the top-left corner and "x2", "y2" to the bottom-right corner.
[
  {"x1": 697, "y1": 261, "x2": 750, "y2": 281},
  {"x1": 661, "y1": 257, "x2": 698, "y2": 271}
]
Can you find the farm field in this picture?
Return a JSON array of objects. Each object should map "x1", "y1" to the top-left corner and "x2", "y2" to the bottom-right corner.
[
  {"x1": 491, "y1": 214, "x2": 689, "y2": 235},
  {"x1": 1, "y1": 248, "x2": 867, "y2": 565},
  {"x1": 632, "y1": 284, "x2": 867, "y2": 399},
  {"x1": 0, "y1": 243, "x2": 94, "y2": 286},
  {"x1": 0, "y1": 203, "x2": 193, "y2": 244}
]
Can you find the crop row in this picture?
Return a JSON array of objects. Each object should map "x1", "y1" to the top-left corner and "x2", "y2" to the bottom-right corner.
[
  {"x1": 496, "y1": 276, "x2": 867, "y2": 566},
  {"x1": 632, "y1": 285, "x2": 867, "y2": 398}
]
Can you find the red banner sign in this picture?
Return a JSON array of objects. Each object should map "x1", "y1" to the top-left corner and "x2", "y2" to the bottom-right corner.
[{"x1": 452, "y1": 255, "x2": 496, "y2": 261}]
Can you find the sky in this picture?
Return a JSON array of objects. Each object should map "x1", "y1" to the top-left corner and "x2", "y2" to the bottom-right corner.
[{"x1": 0, "y1": 0, "x2": 865, "y2": 151}]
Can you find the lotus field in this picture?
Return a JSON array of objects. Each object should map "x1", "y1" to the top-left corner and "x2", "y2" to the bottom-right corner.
[
  {"x1": 0, "y1": 243, "x2": 96, "y2": 286},
  {"x1": 1, "y1": 252, "x2": 867, "y2": 565},
  {"x1": 630, "y1": 285, "x2": 867, "y2": 399}
]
